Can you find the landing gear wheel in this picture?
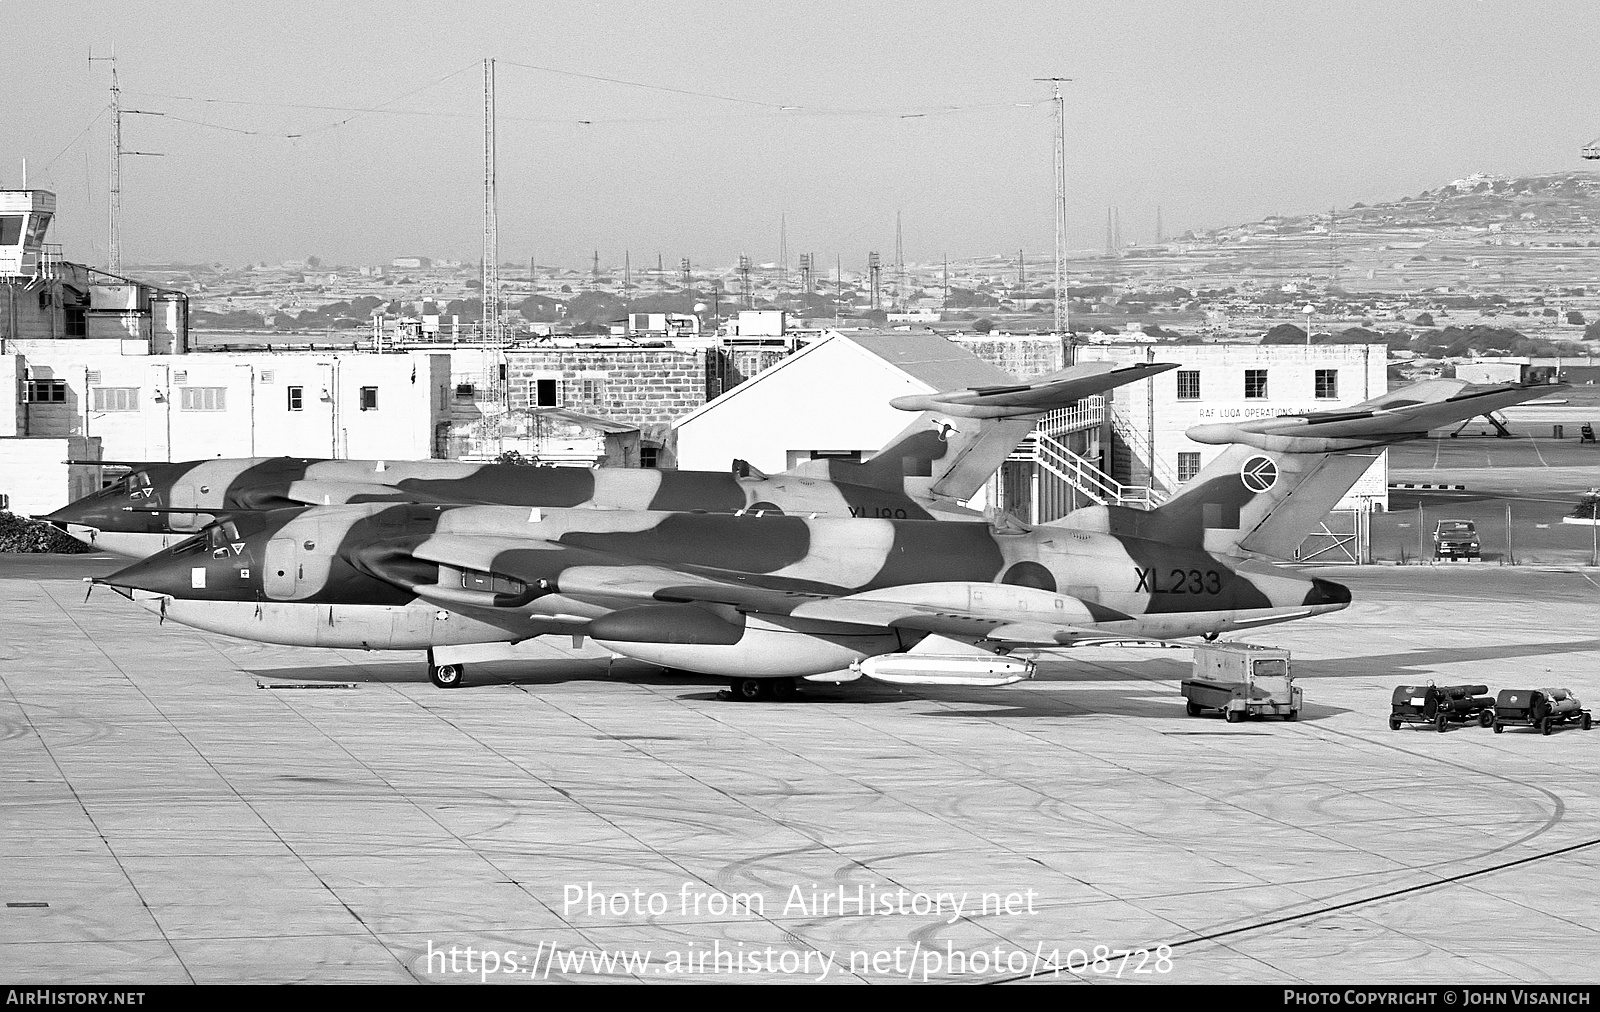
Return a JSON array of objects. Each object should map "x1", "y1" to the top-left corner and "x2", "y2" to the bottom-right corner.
[
  {"x1": 1436, "y1": 713, "x2": 1449, "y2": 733},
  {"x1": 769, "y1": 678, "x2": 797, "y2": 701},
  {"x1": 734, "y1": 678, "x2": 768, "y2": 701},
  {"x1": 430, "y1": 663, "x2": 464, "y2": 689},
  {"x1": 1388, "y1": 716, "x2": 1401, "y2": 731},
  {"x1": 1479, "y1": 710, "x2": 1495, "y2": 728},
  {"x1": 1584, "y1": 713, "x2": 1592, "y2": 731},
  {"x1": 1225, "y1": 708, "x2": 1242, "y2": 724},
  {"x1": 1542, "y1": 717, "x2": 1553, "y2": 736},
  {"x1": 1284, "y1": 709, "x2": 1299, "y2": 722},
  {"x1": 1186, "y1": 700, "x2": 1202, "y2": 717}
]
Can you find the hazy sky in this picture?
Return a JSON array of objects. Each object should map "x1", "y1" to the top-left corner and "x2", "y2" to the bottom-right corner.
[{"x1": 6, "y1": 1, "x2": 1599, "y2": 271}]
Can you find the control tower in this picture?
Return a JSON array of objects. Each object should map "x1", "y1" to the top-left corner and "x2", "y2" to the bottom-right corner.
[
  {"x1": 1, "y1": 188, "x2": 187, "y2": 350},
  {"x1": 0, "y1": 189, "x2": 58, "y2": 279}
]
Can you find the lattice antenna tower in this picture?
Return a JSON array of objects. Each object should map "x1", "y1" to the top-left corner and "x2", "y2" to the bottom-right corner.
[
  {"x1": 680, "y1": 257, "x2": 692, "y2": 313},
  {"x1": 90, "y1": 49, "x2": 161, "y2": 274},
  {"x1": 778, "y1": 213, "x2": 788, "y2": 303},
  {"x1": 737, "y1": 254, "x2": 753, "y2": 307},
  {"x1": 895, "y1": 211, "x2": 906, "y2": 309},
  {"x1": 1036, "y1": 77, "x2": 1071, "y2": 334},
  {"x1": 798, "y1": 253, "x2": 813, "y2": 296},
  {"x1": 481, "y1": 58, "x2": 504, "y2": 405}
]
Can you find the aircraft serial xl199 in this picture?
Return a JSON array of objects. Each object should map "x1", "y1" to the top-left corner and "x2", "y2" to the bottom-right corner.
[
  {"x1": 92, "y1": 378, "x2": 1560, "y2": 697},
  {"x1": 42, "y1": 362, "x2": 1177, "y2": 557}
]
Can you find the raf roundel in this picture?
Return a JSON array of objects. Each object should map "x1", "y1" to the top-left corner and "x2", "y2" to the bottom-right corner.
[{"x1": 1240, "y1": 455, "x2": 1279, "y2": 493}]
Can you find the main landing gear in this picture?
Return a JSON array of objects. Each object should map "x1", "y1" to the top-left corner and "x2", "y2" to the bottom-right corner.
[
  {"x1": 427, "y1": 650, "x2": 465, "y2": 689},
  {"x1": 728, "y1": 677, "x2": 798, "y2": 701}
]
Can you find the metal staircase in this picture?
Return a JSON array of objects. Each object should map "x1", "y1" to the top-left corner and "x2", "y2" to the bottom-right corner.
[
  {"x1": 1018, "y1": 432, "x2": 1164, "y2": 510},
  {"x1": 1107, "y1": 405, "x2": 1183, "y2": 493}
]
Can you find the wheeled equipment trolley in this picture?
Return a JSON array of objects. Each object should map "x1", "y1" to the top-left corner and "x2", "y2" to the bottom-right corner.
[
  {"x1": 1492, "y1": 688, "x2": 1593, "y2": 735},
  {"x1": 1388, "y1": 683, "x2": 1495, "y2": 732}
]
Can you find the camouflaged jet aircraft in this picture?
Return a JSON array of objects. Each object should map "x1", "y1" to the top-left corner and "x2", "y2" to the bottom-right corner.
[
  {"x1": 90, "y1": 376, "x2": 1558, "y2": 697},
  {"x1": 43, "y1": 361, "x2": 1176, "y2": 557}
]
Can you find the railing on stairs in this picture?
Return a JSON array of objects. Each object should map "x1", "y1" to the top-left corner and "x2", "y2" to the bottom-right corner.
[
  {"x1": 1012, "y1": 430, "x2": 1165, "y2": 511},
  {"x1": 1107, "y1": 405, "x2": 1183, "y2": 493}
]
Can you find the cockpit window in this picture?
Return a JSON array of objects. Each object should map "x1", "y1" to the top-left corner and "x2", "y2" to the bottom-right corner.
[
  {"x1": 206, "y1": 522, "x2": 243, "y2": 553},
  {"x1": 169, "y1": 533, "x2": 206, "y2": 556}
]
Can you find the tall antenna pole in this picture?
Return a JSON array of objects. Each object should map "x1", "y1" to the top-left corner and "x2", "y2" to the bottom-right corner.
[
  {"x1": 895, "y1": 211, "x2": 905, "y2": 310},
  {"x1": 89, "y1": 50, "x2": 123, "y2": 272},
  {"x1": 1036, "y1": 77, "x2": 1071, "y2": 336},
  {"x1": 482, "y1": 58, "x2": 503, "y2": 404},
  {"x1": 778, "y1": 213, "x2": 788, "y2": 305}
]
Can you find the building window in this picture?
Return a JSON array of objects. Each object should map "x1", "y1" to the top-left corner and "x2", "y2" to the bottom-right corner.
[
  {"x1": 577, "y1": 378, "x2": 606, "y2": 405},
  {"x1": 640, "y1": 446, "x2": 659, "y2": 469},
  {"x1": 454, "y1": 383, "x2": 475, "y2": 400},
  {"x1": 92, "y1": 387, "x2": 140, "y2": 412},
  {"x1": 1244, "y1": 369, "x2": 1268, "y2": 399},
  {"x1": 360, "y1": 386, "x2": 379, "y2": 411},
  {"x1": 259, "y1": 370, "x2": 275, "y2": 385},
  {"x1": 25, "y1": 379, "x2": 67, "y2": 403},
  {"x1": 1315, "y1": 368, "x2": 1338, "y2": 399},
  {"x1": 287, "y1": 386, "x2": 304, "y2": 411},
  {"x1": 534, "y1": 378, "x2": 559, "y2": 407},
  {"x1": 181, "y1": 387, "x2": 227, "y2": 411},
  {"x1": 1178, "y1": 451, "x2": 1202, "y2": 483},
  {"x1": 1176, "y1": 370, "x2": 1200, "y2": 400}
]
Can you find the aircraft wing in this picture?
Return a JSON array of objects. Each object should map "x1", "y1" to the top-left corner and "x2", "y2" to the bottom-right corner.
[
  {"x1": 1187, "y1": 379, "x2": 1567, "y2": 452},
  {"x1": 381, "y1": 530, "x2": 1126, "y2": 646},
  {"x1": 277, "y1": 479, "x2": 497, "y2": 508}
]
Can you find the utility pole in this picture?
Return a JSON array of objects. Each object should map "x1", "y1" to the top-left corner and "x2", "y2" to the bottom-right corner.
[
  {"x1": 779, "y1": 213, "x2": 788, "y2": 305},
  {"x1": 1035, "y1": 77, "x2": 1071, "y2": 337},
  {"x1": 680, "y1": 257, "x2": 692, "y2": 314}
]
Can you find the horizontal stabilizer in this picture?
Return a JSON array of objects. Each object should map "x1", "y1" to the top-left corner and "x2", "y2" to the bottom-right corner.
[{"x1": 889, "y1": 361, "x2": 1179, "y2": 418}]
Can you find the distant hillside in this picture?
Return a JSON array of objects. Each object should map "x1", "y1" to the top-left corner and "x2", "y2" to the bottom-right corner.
[{"x1": 1188, "y1": 171, "x2": 1600, "y2": 239}]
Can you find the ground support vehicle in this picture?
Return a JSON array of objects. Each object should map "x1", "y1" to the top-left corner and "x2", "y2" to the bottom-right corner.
[
  {"x1": 1493, "y1": 688, "x2": 1593, "y2": 735},
  {"x1": 1182, "y1": 643, "x2": 1300, "y2": 722}
]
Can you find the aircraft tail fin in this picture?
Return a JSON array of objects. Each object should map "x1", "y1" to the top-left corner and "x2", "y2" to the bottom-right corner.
[
  {"x1": 1058, "y1": 378, "x2": 1563, "y2": 561},
  {"x1": 1057, "y1": 445, "x2": 1380, "y2": 559},
  {"x1": 788, "y1": 361, "x2": 1178, "y2": 503}
]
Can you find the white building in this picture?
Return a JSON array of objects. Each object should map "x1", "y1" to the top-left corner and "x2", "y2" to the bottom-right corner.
[
  {"x1": 672, "y1": 331, "x2": 1102, "y2": 517},
  {"x1": 1074, "y1": 341, "x2": 1389, "y2": 511},
  {"x1": 4, "y1": 342, "x2": 450, "y2": 464}
]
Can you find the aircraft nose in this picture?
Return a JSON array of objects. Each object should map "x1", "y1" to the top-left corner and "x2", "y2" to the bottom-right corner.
[
  {"x1": 1303, "y1": 577, "x2": 1352, "y2": 608},
  {"x1": 101, "y1": 549, "x2": 199, "y2": 599}
]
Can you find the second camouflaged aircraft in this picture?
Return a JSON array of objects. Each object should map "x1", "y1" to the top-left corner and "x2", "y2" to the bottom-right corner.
[
  {"x1": 93, "y1": 378, "x2": 1558, "y2": 696},
  {"x1": 43, "y1": 361, "x2": 1175, "y2": 556}
]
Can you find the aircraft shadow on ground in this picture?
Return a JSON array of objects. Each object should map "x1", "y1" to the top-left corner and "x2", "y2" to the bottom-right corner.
[
  {"x1": 241, "y1": 660, "x2": 916, "y2": 704},
  {"x1": 913, "y1": 688, "x2": 1351, "y2": 722},
  {"x1": 1288, "y1": 640, "x2": 1600, "y2": 681}
]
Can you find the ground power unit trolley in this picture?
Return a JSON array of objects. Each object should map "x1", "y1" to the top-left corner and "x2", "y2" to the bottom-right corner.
[
  {"x1": 1388, "y1": 683, "x2": 1496, "y2": 732},
  {"x1": 1492, "y1": 688, "x2": 1593, "y2": 735},
  {"x1": 1182, "y1": 642, "x2": 1301, "y2": 722}
]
